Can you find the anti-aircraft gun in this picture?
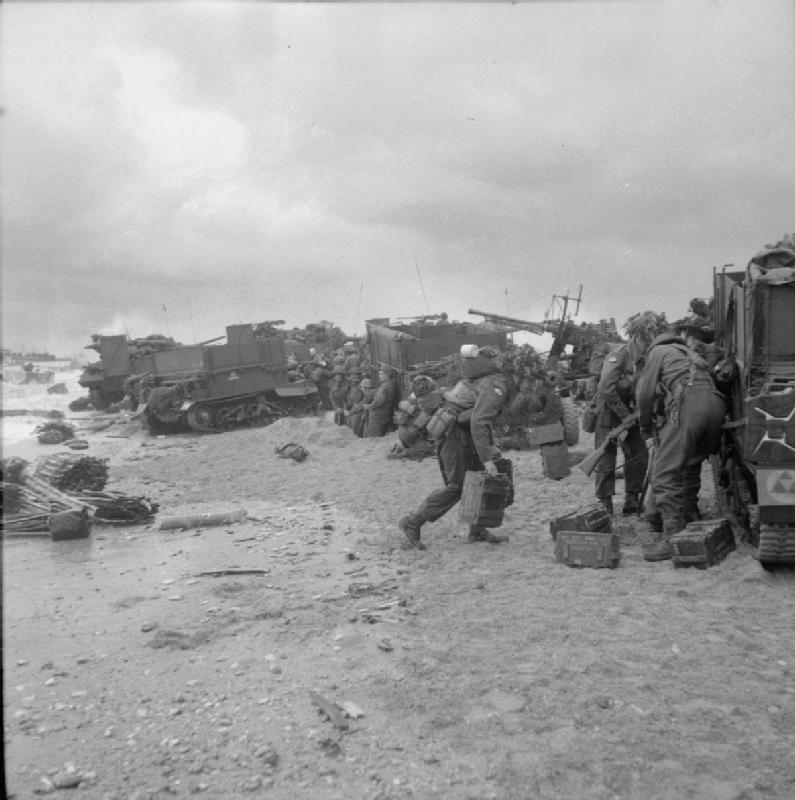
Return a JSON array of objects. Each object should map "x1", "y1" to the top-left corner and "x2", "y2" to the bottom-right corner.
[
  {"x1": 712, "y1": 236, "x2": 795, "y2": 567},
  {"x1": 467, "y1": 306, "x2": 623, "y2": 398}
]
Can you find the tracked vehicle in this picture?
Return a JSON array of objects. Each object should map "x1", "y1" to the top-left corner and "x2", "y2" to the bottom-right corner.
[
  {"x1": 78, "y1": 334, "x2": 182, "y2": 410},
  {"x1": 712, "y1": 237, "x2": 795, "y2": 566},
  {"x1": 136, "y1": 323, "x2": 318, "y2": 434}
]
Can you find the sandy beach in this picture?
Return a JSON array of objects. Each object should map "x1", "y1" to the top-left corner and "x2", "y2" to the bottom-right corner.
[{"x1": 3, "y1": 375, "x2": 795, "y2": 800}]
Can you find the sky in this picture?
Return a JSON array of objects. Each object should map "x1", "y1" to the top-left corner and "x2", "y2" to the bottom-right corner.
[{"x1": 2, "y1": 0, "x2": 794, "y2": 358}]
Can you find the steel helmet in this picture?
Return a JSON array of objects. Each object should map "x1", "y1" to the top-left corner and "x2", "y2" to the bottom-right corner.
[{"x1": 624, "y1": 311, "x2": 668, "y2": 338}]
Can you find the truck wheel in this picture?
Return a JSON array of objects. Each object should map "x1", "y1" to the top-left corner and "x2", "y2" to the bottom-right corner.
[{"x1": 560, "y1": 396, "x2": 579, "y2": 446}]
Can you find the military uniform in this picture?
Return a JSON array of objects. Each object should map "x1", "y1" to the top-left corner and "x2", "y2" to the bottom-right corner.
[
  {"x1": 635, "y1": 333, "x2": 727, "y2": 556},
  {"x1": 365, "y1": 373, "x2": 397, "y2": 438},
  {"x1": 399, "y1": 350, "x2": 511, "y2": 548},
  {"x1": 593, "y1": 342, "x2": 648, "y2": 514}
]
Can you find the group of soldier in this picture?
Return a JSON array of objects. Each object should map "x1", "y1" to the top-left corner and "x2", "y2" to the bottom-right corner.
[
  {"x1": 590, "y1": 308, "x2": 730, "y2": 561},
  {"x1": 288, "y1": 342, "x2": 401, "y2": 438},
  {"x1": 395, "y1": 305, "x2": 731, "y2": 563}
]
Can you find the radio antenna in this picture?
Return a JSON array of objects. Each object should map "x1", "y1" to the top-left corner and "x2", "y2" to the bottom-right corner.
[{"x1": 414, "y1": 257, "x2": 432, "y2": 315}]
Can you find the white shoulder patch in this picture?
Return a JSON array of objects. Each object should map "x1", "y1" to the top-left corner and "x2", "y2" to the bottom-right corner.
[{"x1": 607, "y1": 356, "x2": 618, "y2": 363}]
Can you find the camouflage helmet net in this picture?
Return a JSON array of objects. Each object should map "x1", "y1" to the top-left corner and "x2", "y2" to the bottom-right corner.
[{"x1": 623, "y1": 311, "x2": 668, "y2": 338}]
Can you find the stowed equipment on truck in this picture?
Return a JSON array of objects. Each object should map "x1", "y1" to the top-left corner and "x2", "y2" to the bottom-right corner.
[{"x1": 712, "y1": 234, "x2": 795, "y2": 567}]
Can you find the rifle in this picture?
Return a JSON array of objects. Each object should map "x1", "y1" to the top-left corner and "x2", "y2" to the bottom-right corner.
[
  {"x1": 578, "y1": 412, "x2": 639, "y2": 476},
  {"x1": 639, "y1": 438, "x2": 656, "y2": 517}
]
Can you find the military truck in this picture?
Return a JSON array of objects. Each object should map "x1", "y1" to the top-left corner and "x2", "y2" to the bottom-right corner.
[
  {"x1": 135, "y1": 323, "x2": 318, "y2": 433},
  {"x1": 712, "y1": 237, "x2": 795, "y2": 566},
  {"x1": 365, "y1": 316, "x2": 508, "y2": 393}
]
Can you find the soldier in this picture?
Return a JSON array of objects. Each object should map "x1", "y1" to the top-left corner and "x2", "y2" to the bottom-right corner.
[
  {"x1": 364, "y1": 367, "x2": 398, "y2": 438},
  {"x1": 592, "y1": 312, "x2": 667, "y2": 515},
  {"x1": 670, "y1": 314, "x2": 730, "y2": 525},
  {"x1": 329, "y1": 366, "x2": 350, "y2": 425},
  {"x1": 635, "y1": 323, "x2": 728, "y2": 561},
  {"x1": 398, "y1": 345, "x2": 512, "y2": 550},
  {"x1": 349, "y1": 378, "x2": 375, "y2": 437}
]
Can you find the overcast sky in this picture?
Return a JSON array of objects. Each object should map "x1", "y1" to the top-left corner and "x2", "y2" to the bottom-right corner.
[{"x1": 2, "y1": 0, "x2": 793, "y2": 357}]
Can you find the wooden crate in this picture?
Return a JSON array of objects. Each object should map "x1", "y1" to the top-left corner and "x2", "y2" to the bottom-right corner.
[
  {"x1": 541, "y1": 442, "x2": 570, "y2": 480},
  {"x1": 554, "y1": 530, "x2": 621, "y2": 568},
  {"x1": 458, "y1": 470, "x2": 513, "y2": 528},
  {"x1": 549, "y1": 504, "x2": 612, "y2": 541},
  {"x1": 527, "y1": 422, "x2": 564, "y2": 447},
  {"x1": 670, "y1": 518, "x2": 735, "y2": 569}
]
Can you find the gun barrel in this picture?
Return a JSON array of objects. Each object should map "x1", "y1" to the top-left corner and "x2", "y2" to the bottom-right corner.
[{"x1": 468, "y1": 309, "x2": 548, "y2": 335}]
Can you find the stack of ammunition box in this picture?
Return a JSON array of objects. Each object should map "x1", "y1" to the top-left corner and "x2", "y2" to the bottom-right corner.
[{"x1": 550, "y1": 504, "x2": 619, "y2": 568}]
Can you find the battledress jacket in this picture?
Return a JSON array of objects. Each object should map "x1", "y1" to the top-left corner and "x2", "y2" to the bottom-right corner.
[
  {"x1": 595, "y1": 341, "x2": 644, "y2": 421},
  {"x1": 467, "y1": 372, "x2": 511, "y2": 464},
  {"x1": 635, "y1": 334, "x2": 714, "y2": 434}
]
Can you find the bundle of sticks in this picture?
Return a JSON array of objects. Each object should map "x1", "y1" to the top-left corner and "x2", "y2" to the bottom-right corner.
[
  {"x1": 2, "y1": 457, "x2": 157, "y2": 533},
  {"x1": 33, "y1": 453, "x2": 109, "y2": 492}
]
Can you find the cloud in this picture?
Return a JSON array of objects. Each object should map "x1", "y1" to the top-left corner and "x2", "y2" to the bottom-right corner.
[{"x1": 2, "y1": 0, "x2": 793, "y2": 357}]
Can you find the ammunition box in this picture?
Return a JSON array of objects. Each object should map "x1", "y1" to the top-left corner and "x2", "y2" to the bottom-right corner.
[
  {"x1": 541, "y1": 442, "x2": 570, "y2": 480},
  {"x1": 459, "y1": 470, "x2": 513, "y2": 528},
  {"x1": 494, "y1": 457, "x2": 515, "y2": 506},
  {"x1": 554, "y1": 530, "x2": 621, "y2": 568},
  {"x1": 527, "y1": 422, "x2": 564, "y2": 447},
  {"x1": 670, "y1": 518, "x2": 736, "y2": 569},
  {"x1": 549, "y1": 504, "x2": 613, "y2": 541}
]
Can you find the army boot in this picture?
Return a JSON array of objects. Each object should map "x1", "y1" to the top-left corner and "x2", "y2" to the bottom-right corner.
[
  {"x1": 398, "y1": 513, "x2": 426, "y2": 550},
  {"x1": 642, "y1": 517, "x2": 682, "y2": 562},
  {"x1": 642, "y1": 537, "x2": 673, "y2": 562},
  {"x1": 598, "y1": 496, "x2": 614, "y2": 516},
  {"x1": 622, "y1": 493, "x2": 640, "y2": 516},
  {"x1": 467, "y1": 525, "x2": 509, "y2": 544}
]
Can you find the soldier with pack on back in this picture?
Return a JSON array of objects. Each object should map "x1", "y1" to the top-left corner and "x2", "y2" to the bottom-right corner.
[
  {"x1": 591, "y1": 311, "x2": 668, "y2": 517},
  {"x1": 398, "y1": 344, "x2": 514, "y2": 550},
  {"x1": 635, "y1": 317, "x2": 728, "y2": 562}
]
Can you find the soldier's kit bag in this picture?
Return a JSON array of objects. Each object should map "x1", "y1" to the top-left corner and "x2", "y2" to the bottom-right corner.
[
  {"x1": 459, "y1": 459, "x2": 514, "y2": 529},
  {"x1": 581, "y1": 403, "x2": 597, "y2": 434},
  {"x1": 425, "y1": 406, "x2": 458, "y2": 440},
  {"x1": 275, "y1": 442, "x2": 309, "y2": 462},
  {"x1": 442, "y1": 380, "x2": 477, "y2": 410}
]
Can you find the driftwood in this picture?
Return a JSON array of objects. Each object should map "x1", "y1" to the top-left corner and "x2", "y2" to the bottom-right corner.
[
  {"x1": 196, "y1": 569, "x2": 269, "y2": 577},
  {"x1": 156, "y1": 509, "x2": 247, "y2": 530}
]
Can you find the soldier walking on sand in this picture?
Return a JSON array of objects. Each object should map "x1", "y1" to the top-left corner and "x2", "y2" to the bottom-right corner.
[
  {"x1": 398, "y1": 345, "x2": 512, "y2": 550},
  {"x1": 592, "y1": 312, "x2": 667, "y2": 516},
  {"x1": 635, "y1": 324, "x2": 727, "y2": 562}
]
